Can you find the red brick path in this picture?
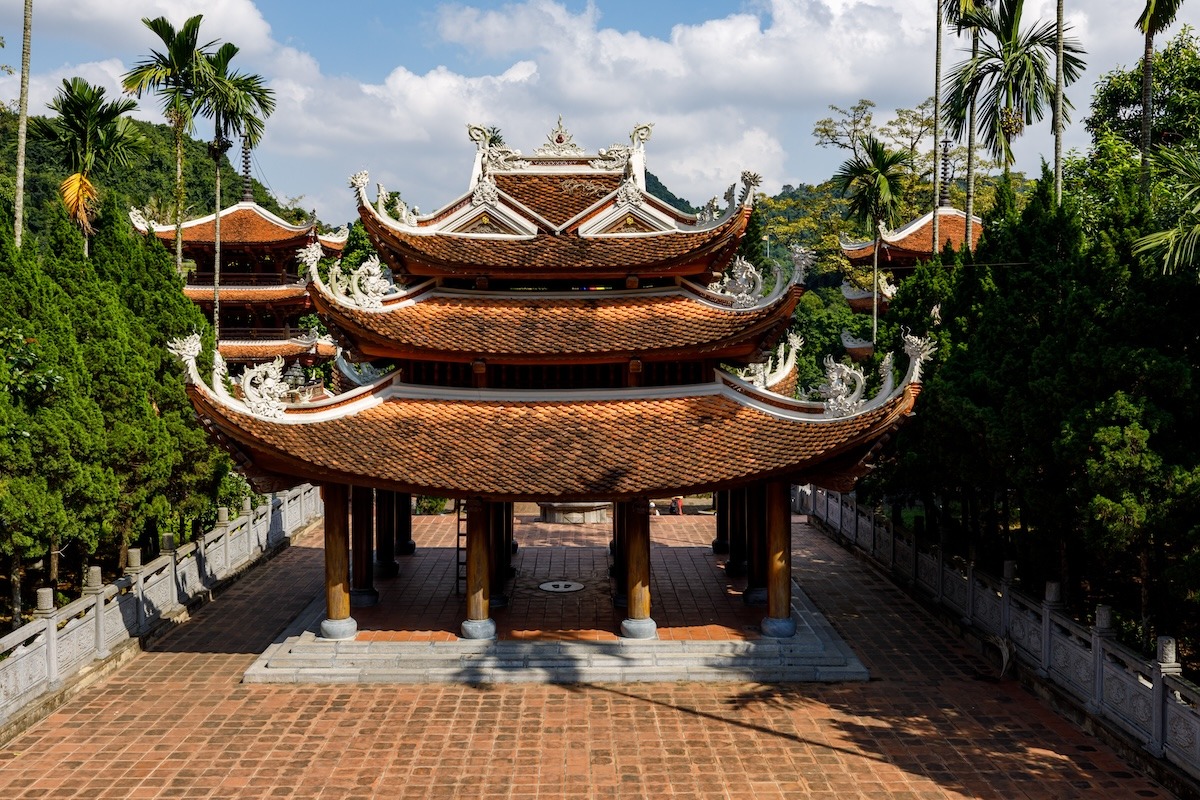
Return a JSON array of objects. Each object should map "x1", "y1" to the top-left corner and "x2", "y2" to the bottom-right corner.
[{"x1": 0, "y1": 516, "x2": 1173, "y2": 799}]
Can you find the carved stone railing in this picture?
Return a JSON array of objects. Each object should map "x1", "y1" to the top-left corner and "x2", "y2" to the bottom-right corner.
[
  {"x1": 797, "y1": 485, "x2": 1200, "y2": 786},
  {"x1": 0, "y1": 484, "x2": 323, "y2": 732}
]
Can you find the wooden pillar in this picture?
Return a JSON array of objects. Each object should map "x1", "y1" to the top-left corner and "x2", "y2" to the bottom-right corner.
[
  {"x1": 725, "y1": 486, "x2": 748, "y2": 578},
  {"x1": 375, "y1": 489, "x2": 399, "y2": 578},
  {"x1": 762, "y1": 479, "x2": 797, "y2": 638},
  {"x1": 395, "y1": 492, "x2": 415, "y2": 556},
  {"x1": 461, "y1": 497, "x2": 495, "y2": 639},
  {"x1": 350, "y1": 486, "x2": 378, "y2": 606},
  {"x1": 744, "y1": 481, "x2": 768, "y2": 605},
  {"x1": 489, "y1": 501, "x2": 509, "y2": 609},
  {"x1": 319, "y1": 484, "x2": 356, "y2": 640},
  {"x1": 621, "y1": 498, "x2": 656, "y2": 639},
  {"x1": 712, "y1": 489, "x2": 730, "y2": 554},
  {"x1": 502, "y1": 501, "x2": 515, "y2": 572},
  {"x1": 611, "y1": 500, "x2": 629, "y2": 608}
]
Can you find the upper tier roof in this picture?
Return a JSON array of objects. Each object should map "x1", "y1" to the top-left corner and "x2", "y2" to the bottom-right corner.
[
  {"x1": 170, "y1": 332, "x2": 934, "y2": 500},
  {"x1": 309, "y1": 277, "x2": 802, "y2": 364},
  {"x1": 130, "y1": 202, "x2": 347, "y2": 253},
  {"x1": 842, "y1": 207, "x2": 982, "y2": 267},
  {"x1": 350, "y1": 119, "x2": 759, "y2": 279}
]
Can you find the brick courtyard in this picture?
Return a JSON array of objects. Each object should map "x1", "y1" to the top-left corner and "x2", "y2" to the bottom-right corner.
[{"x1": 0, "y1": 514, "x2": 1174, "y2": 799}]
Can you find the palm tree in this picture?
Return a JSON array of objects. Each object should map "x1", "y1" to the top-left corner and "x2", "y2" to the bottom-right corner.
[
  {"x1": 1137, "y1": 1, "x2": 1185, "y2": 199},
  {"x1": 122, "y1": 15, "x2": 217, "y2": 271},
  {"x1": 1134, "y1": 147, "x2": 1200, "y2": 272},
  {"x1": 1054, "y1": 0, "x2": 1064, "y2": 205},
  {"x1": 832, "y1": 135, "x2": 913, "y2": 343},
  {"x1": 943, "y1": 1, "x2": 989, "y2": 251},
  {"x1": 29, "y1": 78, "x2": 147, "y2": 256},
  {"x1": 13, "y1": 0, "x2": 32, "y2": 249},
  {"x1": 195, "y1": 42, "x2": 276, "y2": 342},
  {"x1": 944, "y1": 0, "x2": 1085, "y2": 176},
  {"x1": 932, "y1": 2, "x2": 945, "y2": 252}
]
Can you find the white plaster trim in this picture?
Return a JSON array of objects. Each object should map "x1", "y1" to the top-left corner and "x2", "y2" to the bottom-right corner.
[
  {"x1": 135, "y1": 201, "x2": 312, "y2": 235},
  {"x1": 841, "y1": 206, "x2": 983, "y2": 251}
]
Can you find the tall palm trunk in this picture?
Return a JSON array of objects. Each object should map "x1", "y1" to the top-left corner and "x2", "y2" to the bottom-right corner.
[
  {"x1": 173, "y1": 117, "x2": 185, "y2": 272},
  {"x1": 1140, "y1": 24, "x2": 1155, "y2": 200},
  {"x1": 13, "y1": 0, "x2": 32, "y2": 249},
  {"x1": 964, "y1": 29, "x2": 980, "y2": 251},
  {"x1": 933, "y1": 2, "x2": 944, "y2": 251},
  {"x1": 872, "y1": 234, "x2": 880, "y2": 343},
  {"x1": 1054, "y1": 0, "x2": 1064, "y2": 205},
  {"x1": 213, "y1": 149, "x2": 223, "y2": 342}
]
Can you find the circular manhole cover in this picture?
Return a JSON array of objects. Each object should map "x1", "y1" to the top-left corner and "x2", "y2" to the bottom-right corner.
[{"x1": 539, "y1": 580, "x2": 584, "y2": 593}]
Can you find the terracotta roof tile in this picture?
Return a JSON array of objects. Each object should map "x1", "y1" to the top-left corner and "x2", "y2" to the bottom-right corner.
[
  {"x1": 320, "y1": 288, "x2": 800, "y2": 361},
  {"x1": 152, "y1": 205, "x2": 313, "y2": 247},
  {"x1": 494, "y1": 174, "x2": 621, "y2": 226},
  {"x1": 191, "y1": 382, "x2": 916, "y2": 500},
  {"x1": 184, "y1": 285, "x2": 310, "y2": 303},
  {"x1": 218, "y1": 340, "x2": 334, "y2": 361},
  {"x1": 844, "y1": 208, "x2": 982, "y2": 265},
  {"x1": 364, "y1": 206, "x2": 749, "y2": 278}
]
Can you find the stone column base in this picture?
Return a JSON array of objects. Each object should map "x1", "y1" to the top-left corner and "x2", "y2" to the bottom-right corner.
[
  {"x1": 620, "y1": 617, "x2": 658, "y2": 640},
  {"x1": 350, "y1": 588, "x2": 379, "y2": 608},
  {"x1": 761, "y1": 616, "x2": 796, "y2": 638},
  {"x1": 375, "y1": 561, "x2": 400, "y2": 579},
  {"x1": 320, "y1": 617, "x2": 358, "y2": 640},
  {"x1": 711, "y1": 538, "x2": 730, "y2": 555},
  {"x1": 397, "y1": 539, "x2": 416, "y2": 556},
  {"x1": 461, "y1": 618, "x2": 497, "y2": 640}
]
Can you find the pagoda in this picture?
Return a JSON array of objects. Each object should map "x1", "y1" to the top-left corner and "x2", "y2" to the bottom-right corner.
[
  {"x1": 841, "y1": 205, "x2": 983, "y2": 274},
  {"x1": 133, "y1": 145, "x2": 346, "y2": 367},
  {"x1": 169, "y1": 120, "x2": 933, "y2": 643}
]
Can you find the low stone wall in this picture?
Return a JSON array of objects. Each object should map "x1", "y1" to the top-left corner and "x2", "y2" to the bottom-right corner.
[
  {"x1": 800, "y1": 485, "x2": 1200, "y2": 796},
  {"x1": 0, "y1": 484, "x2": 323, "y2": 735}
]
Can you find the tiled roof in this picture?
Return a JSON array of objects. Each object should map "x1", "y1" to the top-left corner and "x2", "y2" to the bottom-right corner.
[
  {"x1": 493, "y1": 173, "x2": 622, "y2": 226},
  {"x1": 189, "y1": 380, "x2": 917, "y2": 501},
  {"x1": 844, "y1": 207, "x2": 982, "y2": 264},
  {"x1": 363, "y1": 206, "x2": 749, "y2": 278},
  {"x1": 143, "y1": 203, "x2": 314, "y2": 247},
  {"x1": 315, "y1": 286, "x2": 801, "y2": 361},
  {"x1": 184, "y1": 285, "x2": 310, "y2": 303},
  {"x1": 217, "y1": 340, "x2": 336, "y2": 361}
]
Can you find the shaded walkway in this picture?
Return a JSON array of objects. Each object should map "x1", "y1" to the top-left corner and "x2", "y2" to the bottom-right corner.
[{"x1": 0, "y1": 516, "x2": 1173, "y2": 799}]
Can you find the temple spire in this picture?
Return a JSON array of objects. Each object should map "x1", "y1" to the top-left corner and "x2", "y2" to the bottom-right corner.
[{"x1": 241, "y1": 136, "x2": 254, "y2": 202}]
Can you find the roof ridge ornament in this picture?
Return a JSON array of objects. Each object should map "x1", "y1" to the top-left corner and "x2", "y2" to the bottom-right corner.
[
  {"x1": 707, "y1": 255, "x2": 764, "y2": 308},
  {"x1": 817, "y1": 357, "x2": 866, "y2": 418},
  {"x1": 242, "y1": 357, "x2": 289, "y2": 419},
  {"x1": 789, "y1": 244, "x2": 813, "y2": 285},
  {"x1": 902, "y1": 330, "x2": 937, "y2": 383},
  {"x1": 467, "y1": 123, "x2": 530, "y2": 172},
  {"x1": 472, "y1": 174, "x2": 499, "y2": 206},
  {"x1": 615, "y1": 176, "x2": 642, "y2": 207},
  {"x1": 534, "y1": 115, "x2": 585, "y2": 156},
  {"x1": 739, "y1": 171, "x2": 763, "y2": 206}
]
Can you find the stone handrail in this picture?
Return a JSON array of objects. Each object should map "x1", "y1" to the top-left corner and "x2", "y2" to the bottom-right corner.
[
  {"x1": 797, "y1": 485, "x2": 1200, "y2": 785},
  {"x1": 0, "y1": 484, "x2": 323, "y2": 730}
]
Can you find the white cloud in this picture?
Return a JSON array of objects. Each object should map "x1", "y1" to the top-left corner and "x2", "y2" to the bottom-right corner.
[{"x1": 6, "y1": 0, "x2": 1199, "y2": 223}]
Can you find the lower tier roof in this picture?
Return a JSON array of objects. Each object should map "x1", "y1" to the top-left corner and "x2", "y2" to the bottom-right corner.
[{"x1": 183, "y1": 368, "x2": 920, "y2": 501}]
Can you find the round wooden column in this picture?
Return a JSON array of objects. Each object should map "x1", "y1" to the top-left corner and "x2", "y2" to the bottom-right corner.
[
  {"x1": 350, "y1": 486, "x2": 378, "y2": 607},
  {"x1": 621, "y1": 498, "x2": 657, "y2": 639},
  {"x1": 725, "y1": 486, "x2": 748, "y2": 578},
  {"x1": 319, "y1": 484, "x2": 356, "y2": 640},
  {"x1": 762, "y1": 479, "x2": 797, "y2": 638},
  {"x1": 461, "y1": 497, "x2": 495, "y2": 639},
  {"x1": 712, "y1": 490, "x2": 730, "y2": 554},
  {"x1": 395, "y1": 492, "x2": 416, "y2": 556},
  {"x1": 611, "y1": 501, "x2": 629, "y2": 608},
  {"x1": 744, "y1": 482, "x2": 768, "y2": 605},
  {"x1": 375, "y1": 489, "x2": 399, "y2": 578}
]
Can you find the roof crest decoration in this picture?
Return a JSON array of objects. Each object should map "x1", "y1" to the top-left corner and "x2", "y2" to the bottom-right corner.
[
  {"x1": 533, "y1": 115, "x2": 585, "y2": 156},
  {"x1": 615, "y1": 177, "x2": 642, "y2": 207},
  {"x1": 903, "y1": 330, "x2": 937, "y2": 383},
  {"x1": 707, "y1": 255, "x2": 764, "y2": 308},
  {"x1": 241, "y1": 357, "x2": 289, "y2": 419},
  {"x1": 589, "y1": 123, "x2": 654, "y2": 171},
  {"x1": 467, "y1": 124, "x2": 530, "y2": 172},
  {"x1": 738, "y1": 171, "x2": 763, "y2": 207},
  {"x1": 817, "y1": 357, "x2": 866, "y2": 418},
  {"x1": 472, "y1": 174, "x2": 500, "y2": 206},
  {"x1": 737, "y1": 332, "x2": 803, "y2": 390}
]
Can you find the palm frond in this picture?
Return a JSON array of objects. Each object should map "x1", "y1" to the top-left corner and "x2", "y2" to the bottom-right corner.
[{"x1": 59, "y1": 173, "x2": 97, "y2": 233}]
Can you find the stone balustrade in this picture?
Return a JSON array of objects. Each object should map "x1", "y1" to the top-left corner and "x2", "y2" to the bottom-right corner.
[
  {"x1": 0, "y1": 484, "x2": 323, "y2": 731},
  {"x1": 798, "y1": 485, "x2": 1200, "y2": 786}
]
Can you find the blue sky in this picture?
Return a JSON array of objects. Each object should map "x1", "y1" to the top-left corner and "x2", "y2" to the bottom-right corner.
[{"x1": 3, "y1": 1, "x2": 1198, "y2": 224}]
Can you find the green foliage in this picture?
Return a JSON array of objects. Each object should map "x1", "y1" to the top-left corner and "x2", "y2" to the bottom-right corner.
[
  {"x1": 414, "y1": 496, "x2": 448, "y2": 515},
  {"x1": 1087, "y1": 27, "x2": 1200, "y2": 149},
  {"x1": 645, "y1": 171, "x2": 697, "y2": 213}
]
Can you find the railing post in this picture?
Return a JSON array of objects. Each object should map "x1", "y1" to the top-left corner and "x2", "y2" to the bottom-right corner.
[
  {"x1": 1001, "y1": 560, "x2": 1016, "y2": 638},
  {"x1": 1090, "y1": 604, "x2": 1113, "y2": 713},
  {"x1": 85, "y1": 566, "x2": 107, "y2": 660},
  {"x1": 126, "y1": 547, "x2": 145, "y2": 634},
  {"x1": 34, "y1": 587, "x2": 59, "y2": 688},
  {"x1": 962, "y1": 562, "x2": 975, "y2": 624},
  {"x1": 1040, "y1": 582, "x2": 1061, "y2": 678},
  {"x1": 1149, "y1": 636, "x2": 1182, "y2": 757}
]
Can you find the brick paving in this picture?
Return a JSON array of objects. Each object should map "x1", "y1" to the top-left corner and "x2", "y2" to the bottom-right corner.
[{"x1": 0, "y1": 514, "x2": 1175, "y2": 799}]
